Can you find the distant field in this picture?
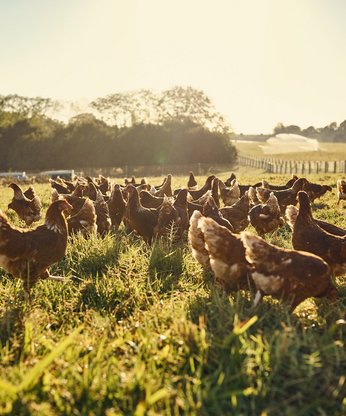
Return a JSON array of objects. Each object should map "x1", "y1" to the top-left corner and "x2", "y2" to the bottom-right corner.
[{"x1": 234, "y1": 141, "x2": 346, "y2": 161}]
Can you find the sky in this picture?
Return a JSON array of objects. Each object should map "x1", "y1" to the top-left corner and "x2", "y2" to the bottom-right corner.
[{"x1": 0, "y1": 0, "x2": 345, "y2": 134}]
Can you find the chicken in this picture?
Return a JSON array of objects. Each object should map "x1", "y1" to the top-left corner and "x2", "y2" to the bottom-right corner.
[
  {"x1": 8, "y1": 183, "x2": 42, "y2": 226},
  {"x1": 286, "y1": 205, "x2": 346, "y2": 237},
  {"x1": 0, "y1": 199, "x2": 72, "y2": 295},
  {"x1": 68, "y1": 198, "x2": 97, "y2": 237},
  {"x1": 192, "y1": 190, "x2": 213, "y2": 206},
  {"x1": 188, "y1": 210, "x2": 211, "y2": 270},
  {"x1": 248, "y1": 186, "x2": 260, "y2": 205},
  {"x1": 337, "y1": 179, "x2": 346, "y2": 204},
  {"x1": 124, "y1": 184, "x2": 159, "y2": 243},
  {"x1": 219, "y1": 191, "x2": 251, "y2": 233},
  {"x1": 224, "y1": 172, "x2": 236, "y2": 187},
  {"x1": 195, "y1": 216, "x2": 251, "y2": 292},
  {"x1": 240, "y1": 231, "x2": 337, "y2": 311},
  {"x1": 49, "y1": 178, "x2": 71, "y2": 194},
  {"x1": 249, "y1": 192, "x2": 284, "y2": 237},
  {"x1": 187, "y1": 175, "x2": 215, "y2": 200},
  {"x1": 211, "y1": 177, "x2": 220, "y2": 208},
  {"x1": 289, "y1": 191, "x2": 346, "y2": 276},
  {"x1": 94, "y1": 190, "x2": 111, "y2": 236},
  {"x1": 256, "y1": 177, "x2": 308, "y2": 213},
  {"x1": 187, "y1": 171, "x2": 198, "y2": 190},
  {"x1": 97, "y1": 175, "x2": 110, "y2": 195},
  {"x1": 140, "y1": 190, "x2": 164, "y2": 209},
  {"x1": 173, "y1": 189, "x2": 190, "y2": 235},
  {"x1": 202, "y1": 196, "x2": 234, "y2": 232},
  {"x1": 107, "y1": 184, "x2": 127, "y2": 231},
  {"x1": 154, "y1": 174, "x2": 173, "y2": 197},
  {"x1": 51, "y1": 189, "x2": 85, "y2": 216},
  {"x1": 302, "y1": 181, "x2": 332, "y2": 203},
  {"x1": 218, "y1": 179, "x2": 240, "y2": 206},
  {"x1": 261, "y1": 175, "x2": 298, "y2": 191},
  {"x1": 154, "y1": 195, "x2": 180, "y2": 238}
]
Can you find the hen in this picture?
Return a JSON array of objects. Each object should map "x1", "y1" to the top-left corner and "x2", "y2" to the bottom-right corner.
[
  {"x1": 8, "y1": 183, "x2": 42, "y2": 226},
  {"x1": 218, "y1": 179, "x2": 240, "y2": 206},
  {"x1": 0, "y1": 199, "x2": 72, "y2": 295},
  {"x1": 240, "y1": 232, "x2": 336, "y2": 311},
  {"x1": 187, "y1": 171, "x2": 198, "y2": 190},
  {"x1": 219, "y1": 191, "x2": 251, "y2": 233},
  {"x1": 173, "y1": 189, "x2": 190, "y2": 234},
  {"x1": 194, "y1": 216, "x2": 251, "y2": 292},
  {"x1": 188, "y1": 210, "x2": 211, "y2": 270},
  {"x1": 107, "y1": 184, "x2": 127, "y2": 231},
  {"x1": 154, "y1": 196, "x2": 180, "y2": 238},
  {"x1": 94, "y1": 190, "x2": 111, "y2": 236},
  {"x1": 202, "y1": 196, "x2": 234, "y2": 232},
  {"x1": 289, "y1": 191, "x2": 346, "y2": 276},
  {"x1": 256, "y1": 177, "x2": 308, "y2": 213},
  {"x1": 261, "y1": 175, "x2": 298, "y2": 191},
  {"x1": 68, "y1": 198, "x2": 97, "y2": 237},
  {"x1": 302, "y1": 181, "x2": 332, "y2": 203},
  {"x1": 186, "y1": 175, "x2": 215, "y2": 200},
  {"x1": 249, "y1": 192, "x2": 284, "y2": 237},
  {"x1": 337, "y1": 179, "x2": 346, "y2": 205},
  {"x1": 286, "y1": 205, "x2": 346, "y2": 237},
  {"x1": 125, "y1": 184, "x2": 159, "y2": 243}
]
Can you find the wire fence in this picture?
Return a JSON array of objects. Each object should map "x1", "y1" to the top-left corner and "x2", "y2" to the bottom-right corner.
[{"x1": 238, "y1": 155, "x2": 346, "y2": 174}]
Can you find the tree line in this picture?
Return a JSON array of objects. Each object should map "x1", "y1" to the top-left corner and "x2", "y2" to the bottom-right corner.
[
  {"x1": 274, "y1": 121, "x2": 346, "y2": 142},
  {"x1": 0, "y1": 88, "x2": 237, "y2": 171}
]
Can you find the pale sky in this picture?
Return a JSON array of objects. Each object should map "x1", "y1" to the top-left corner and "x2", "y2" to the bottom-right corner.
[{"x1": 0, "y1": 0, "x2": 345, "y2": 133}]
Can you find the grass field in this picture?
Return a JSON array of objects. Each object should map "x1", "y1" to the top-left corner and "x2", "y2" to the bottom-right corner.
[
  {"x1": 234, "y1": 141, "x2": 346, "y2": 161},
  {"x1": 0, "y1": 171, "x2": 345, "y2": 415}
]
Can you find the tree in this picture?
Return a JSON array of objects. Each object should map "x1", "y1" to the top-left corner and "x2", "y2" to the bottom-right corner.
[{"x1": 91, "y1": 87, "x2": 233, "y2": 134}]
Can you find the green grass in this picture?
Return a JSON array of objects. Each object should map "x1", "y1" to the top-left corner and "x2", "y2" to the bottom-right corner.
[{"x1": 0, "y1": 172, "x2": 345, "y2": 415}]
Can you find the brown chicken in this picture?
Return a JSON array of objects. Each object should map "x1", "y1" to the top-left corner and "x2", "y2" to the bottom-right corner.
[
  {"x1": 107, "y1": 184, "x2": 127, "y2": 231},
  {"x1": 140, "y1": 190, "x2": 164, "y2": 209},
  {"x1": 195, "y1": 216, "x2": 251, "y2": 292},
  {"x1": 49, "y1": 178, "x2": 71, "y2": 194},
  {"x1": 337, "y1": 179, "x2": 346, "y2": 204},
  {"x1": 94, "y1": 190, "x2": 111, "y2": 236},
  {"x1": 125, "y1": 184, "x2": 159, "y2": 243},
  {"x1": 286, "y1": 205, "x2": 346, "y2": 237},
  {"x1": 218, "y1": 179, "x2": 240, "y2": 206},
  {"x1": 154, "y1": 196, "x2": 180, "y2": 238},
  {"x1": 188, "y1": 210, "x2": 211, "y2": 270},
  {"x1": 261, "y1": 175, "x2": 298, "y2": 191},
  {"x1": 202, "y1": 196, "x2": 234, "y2": 232},
  {"x1": 8, "y1": 183, "x2": 42, "y2": 226},
  {"x1": 224, "y1": 172, "x2": 236, "y2": 187},
  {"x1": 249, "y1": 192, "x2": 284, "y2": 237},
  {"x1": 211, "y1": 177, "x2": 220, "y2": 208},
  {"x1": 68, "y1": 198, "x2": 97, "y2": 237},
  {"x1": 187, "y1": 175, "x2": 215, "y2": 200},
  {"x1": 289, "y1": 191, "x2": 346, "y2": 276},
  {"x1": 187, "y1": 171, "x2": 198, "y2": 190},
  {"x1": 256, "y1": 177, "x2": 308, "y2": 213},
  {"x1": 173, "y1": 189, "x2": 190, "y2": 235},
  {"x1": 0, "y1": 199, "x2": 72, "y2": 295},
  {"x1": 240, "y1": 231, "x2": 336, "y2": 311},
  {"x1": 302, "y1": 181, "x2": 332, "y2": 203},
  {"x1": 219, "y1": 191, "x2": 251, "y2": 233},
  {"x1": 154, "y1": 174, "x2": 173, "y2": 197}
]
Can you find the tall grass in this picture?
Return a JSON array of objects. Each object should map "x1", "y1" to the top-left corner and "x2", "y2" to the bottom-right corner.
[{"x1": 0, "y1": 172, "x2": 345, "y2": 415}]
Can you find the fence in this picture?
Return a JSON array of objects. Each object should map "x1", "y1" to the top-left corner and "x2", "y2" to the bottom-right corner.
[{"x1": 237, "y1": 155, "x2": 346, "y2": 174}]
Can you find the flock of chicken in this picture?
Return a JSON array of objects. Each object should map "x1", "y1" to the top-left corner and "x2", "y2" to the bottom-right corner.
[{"x1": 0, "y1": 173, "x2": 346, "y2": 309}]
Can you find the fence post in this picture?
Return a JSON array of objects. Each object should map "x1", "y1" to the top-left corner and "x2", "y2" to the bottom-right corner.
[{"x1": 324, "y1": 161, "x2": 328, "y2": 173}]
